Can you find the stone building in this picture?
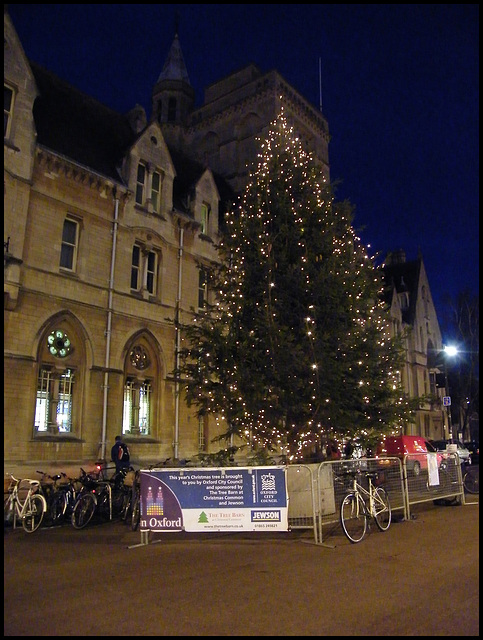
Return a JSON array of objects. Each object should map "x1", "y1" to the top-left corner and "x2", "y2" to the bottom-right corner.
[
  {"x1": 4, "y1": 8, "x2": 447, "y2": 477},
  {"x1": 4, "y1": 11, "x2": 232, "y2": 476},
  {"x1": 383, "y1": 250, "x2": 447, "y2": 440}
]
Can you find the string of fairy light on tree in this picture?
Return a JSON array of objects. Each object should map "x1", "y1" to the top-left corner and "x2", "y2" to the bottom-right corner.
[{"x1": 177, "y1": 104, "x2": 417, "y2": 461}]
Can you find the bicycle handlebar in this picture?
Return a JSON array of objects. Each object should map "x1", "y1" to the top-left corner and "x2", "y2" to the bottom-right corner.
[{"x1": 7, "y1": 475, "x2": 40, "y2": 487}]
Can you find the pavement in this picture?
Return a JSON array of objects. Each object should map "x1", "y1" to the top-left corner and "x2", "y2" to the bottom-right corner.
[{"x1": 4, "y1": 496, "x2": 479, "y2": 636}]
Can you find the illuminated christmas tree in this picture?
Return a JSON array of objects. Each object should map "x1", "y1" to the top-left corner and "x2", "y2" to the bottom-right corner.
[{"x1": 177, "y1": 108, "x2": 419, "y2": 460}]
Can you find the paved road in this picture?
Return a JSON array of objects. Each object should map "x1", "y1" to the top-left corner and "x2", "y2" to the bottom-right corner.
[{"x1": 4, "y1": 497, "x2": 479, "y2": 636}]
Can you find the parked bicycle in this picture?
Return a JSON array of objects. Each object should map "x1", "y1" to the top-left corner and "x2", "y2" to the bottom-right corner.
[
  {"x1": 129, "y1": 460, "x2": 171, "y2": 532},
  {"x1": 93, "y1": 461, "x2": 133, "y2": 518},
  {"x1": 339, "y1": 470, "x2": 391, "y2": 543},
  {"x1": 463, "y1": 465, "x2": 479, "y2": 495},
  {"x1": 130, "y1": 473, "x2": 141, "y2": 531},
  {"x1": 4, "y1": 475, "x2": 47, "y2": 533},
  {"x1": 71, "y1": 468, "x2": 107, "y2": 529},
  {"x1": 35, "y1": 470, "x2": 60, "y2": 525},
  {"x1": 50, "y1": 472, "x2": 81, "y2": 525},
  {"x1": 109, "y1": 466, "x2": 135, "y2": 517},
  {"x1": 119, "y1": 468, "x2": 141, "y2": 528},
  {"x1": 36, "y1": 470, "x2": 80, "y2": 526}
]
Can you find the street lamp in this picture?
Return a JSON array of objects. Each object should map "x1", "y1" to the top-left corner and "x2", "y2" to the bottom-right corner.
[{"x1": 442, "y1": 345, "x2": 458, "y2": 441}]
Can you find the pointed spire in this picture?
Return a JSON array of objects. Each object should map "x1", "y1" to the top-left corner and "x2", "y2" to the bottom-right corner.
[{"x1": 157, "y1": 32, "x2": 191, "y2": 85}]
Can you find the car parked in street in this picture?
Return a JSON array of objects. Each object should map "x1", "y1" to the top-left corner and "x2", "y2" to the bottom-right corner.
[
  {"x1": 375, "y1": 435, "x2": 444, "y2": 476},
  {"x1": 429, "y1": 440, "x2": 471, "y2": 466}
]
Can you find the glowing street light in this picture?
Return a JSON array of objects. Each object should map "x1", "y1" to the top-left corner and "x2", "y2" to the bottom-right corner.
[{"x1": 442, "y1": 345, "x2": 458, "y2": 440}]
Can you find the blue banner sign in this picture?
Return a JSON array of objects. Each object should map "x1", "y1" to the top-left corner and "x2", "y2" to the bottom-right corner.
[{"x1": 139, "y1": 466, "x2": 288, "y2": 532}]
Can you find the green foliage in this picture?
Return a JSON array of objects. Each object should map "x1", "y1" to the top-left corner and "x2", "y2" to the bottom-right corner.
[
  {"x1": 175, "y1": 110, "x2": 419, "y2": 460},
  {"x1": 192, "y1": 447, "x2": 238, "y2": 467}
]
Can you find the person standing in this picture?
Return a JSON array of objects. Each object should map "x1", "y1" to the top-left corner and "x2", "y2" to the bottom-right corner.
[
  {"x1": 344, "y1": 440, "x2": 354, "y2": 459},
  {"x1": 111, "y1": 435, "x2": 130, "y2": 473},
  {"x1": 326, "y1": 439, "x2": 341, "y2": 460}
]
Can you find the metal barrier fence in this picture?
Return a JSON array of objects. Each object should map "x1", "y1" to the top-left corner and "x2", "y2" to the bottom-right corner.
[
  {"x1": 401, "y1": 451, "x2": 464, "y2": 513},
  {"x1": 287, "y1": 453, "x2": 465, "y2": 545}
]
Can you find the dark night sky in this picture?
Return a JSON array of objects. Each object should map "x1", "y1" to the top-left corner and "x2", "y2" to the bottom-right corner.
[{"x1": 7, "y1": 4, "x2": 479, "y2": 326}]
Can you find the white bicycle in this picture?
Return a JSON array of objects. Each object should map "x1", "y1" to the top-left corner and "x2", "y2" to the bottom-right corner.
[
  {"x1": 339, "y1": 470, "x2": 392, "y2": 543},
  {"x1": 4, "y1": 475, "x2": 47, "y2": 533}
]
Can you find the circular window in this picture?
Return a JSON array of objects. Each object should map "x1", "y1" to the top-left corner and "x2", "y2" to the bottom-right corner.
[
  {"x1": 47, "y1": 329, "x2": 72, "y2": 358},
  {"x1": 130, "y1": 345, "x2": 150, "y2": 370}
]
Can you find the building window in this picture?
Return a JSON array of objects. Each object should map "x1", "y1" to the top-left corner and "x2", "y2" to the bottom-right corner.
[
  {"x1": 60, "y1": 217, "x2": 79, "y2": 271},
  {"x1": 35, "y1": 368, "x2": 74, "y2": 433},
  {"x1": 135, "y1": 163, "x2": 146, "y2": 206},
  {"x1": 131, "y1": 244, "x2": 158, "y2": 295},
  {"x1": 136, "y1": 163, "x2": 162, "y2": 213},
  {"x1": 151, "y1": 171, "x2": 161, "y2": 213},
  {"x1": 123, "y1": 378, "x2": 152, "y2": 435},
  {"x1": 123, "y1": 380, "x2": 133, "y2": 434},
  {"x1": 168, "y1": 97, "x2": 177, "y2": 122},
  {"x1": 131, "y1": 245, "x2": 141, "y2": 290},
  {"x1": 424, "y1": 414, "x2": 430, "y2": 438},
  {"x1": 35, "y1": 369, "x2": 52, "y2": 432},
  {"x1": 47, "y1": 329, "x2": 72, "y2": 358},
  {"x1": 4, "y1": 85, "x2": 14, "y2": 138},
  {"x1": 130, "y1": 345, "x2": 150, "y2": 370},
  {"x1": 198, "y1": 267, "x2": 207, "y2": 308},
  {"x1": 399, "y1": 292, "x2": 409, "y2": 310},
  {"x1": 57, "y1": 370, "x2": 74, "y2": 432},
  {"x1": 146, "y1": 251, "x2": 156, "y2": 294},
  {"x1": 200, "y1": 203, "x2": 210, "y2": 235}
]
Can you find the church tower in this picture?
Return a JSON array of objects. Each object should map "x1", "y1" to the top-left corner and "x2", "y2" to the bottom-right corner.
[{"x1": 151, "y1": 27, "x2": 195, "y2": 126}]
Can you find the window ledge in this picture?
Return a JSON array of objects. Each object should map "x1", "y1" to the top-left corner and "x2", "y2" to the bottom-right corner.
[
  {"x1": 59, "y1": 268, "x2": 80, "y2": 278},
  {"x1": 150, "y1": 211, "x2": 167, "y2": 221},
  {"x1": 130, "y1": 290, "x2": 159, "y2": 303},
  {"x1": 33, "y1": 434, "x2": 83, "y2": 443},
  {"x1": 198, "y1": 233, "x2": 213, "y2": 244},
  {"x1": 122, "y1": 437, "x2": 159, "y2": 444}
]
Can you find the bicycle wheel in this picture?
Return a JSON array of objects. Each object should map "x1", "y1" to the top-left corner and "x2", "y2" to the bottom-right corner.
[
  {"x1": 340, "y1": 492, "x2": 367, "y2": 543},
  {"x1": 373, "y1": 487, "x2": 391, "y2": 531},
  {"x1": 131, "y1": 494, "x2": 140, "y2": 531},
  {"x1": 464, "y1": 468, "x2": 479, "y2": 494},
  {"x1": 120, "y1": 488, "x2": 132, "y2": 522},
  {"x1": 4, "y1": 495, "x2": 15, "y2": 527},
  {"x1": 71, "y1": 493, "x2": 97, "y2": 529},
  {"x1": 49, "y1": 491, "x2": 68, "y2": 525},
  {"x1": 110, "y1": 486, "x2": 127, "y2": 518},
  {"x1": 22, "y1": 494, "x2": 46, "y2": 533},
  {"x1": 63, "y1": 485, "x2": 78, "y2": 519},
  {"x1": 96, "y1": 487, "x2": 112, "y2": 519}
]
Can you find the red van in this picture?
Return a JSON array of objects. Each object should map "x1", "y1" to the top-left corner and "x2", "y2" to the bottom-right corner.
[{"x1": 376, "y1": 435, "x2": 443, "y2": 476}]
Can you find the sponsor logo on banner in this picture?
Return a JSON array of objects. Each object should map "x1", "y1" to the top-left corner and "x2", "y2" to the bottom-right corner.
[{"x1": 251, "y1": 510, "x2": 281, "y2": 522}]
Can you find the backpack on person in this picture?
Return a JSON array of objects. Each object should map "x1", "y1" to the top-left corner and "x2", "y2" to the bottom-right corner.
[{"x1": 118, "y1": 442, "x2": 130, "y2": 462}]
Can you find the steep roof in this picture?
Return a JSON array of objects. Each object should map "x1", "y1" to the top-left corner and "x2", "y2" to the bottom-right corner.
[
  {"x1": 30, "y1": 61, "x2": 135, "y2": 182},
  {"x1": 168, "y1": 146, "x2": 236, "y2": 223},
  {"x1": 383, "y1": 253, "x2": 422, "y2": 324},
  {"x1": 28, "y1": 59, "x2": 234, "y2": 217},
  {"x1": 157, "y1": 33, "x2": 191, "y2": 84}
]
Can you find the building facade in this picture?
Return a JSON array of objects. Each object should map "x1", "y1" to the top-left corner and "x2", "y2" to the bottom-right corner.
[
  {"x1": 4, "y1": 9, "x2": 447, "y2": 478},
  {"x1": 383, "y1": 250, "x2": 447, "y2": 440},
  {"x1": 4, "y1": 11, "x2": 229, "y2": 477}
]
